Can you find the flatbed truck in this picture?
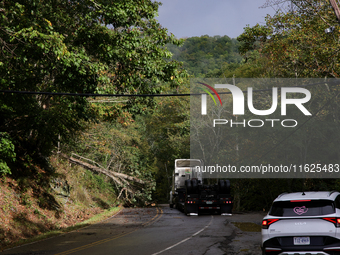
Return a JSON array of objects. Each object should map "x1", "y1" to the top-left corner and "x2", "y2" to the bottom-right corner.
[{"x1": 169, "y1": 159, "x2": 233, "y2": 215}]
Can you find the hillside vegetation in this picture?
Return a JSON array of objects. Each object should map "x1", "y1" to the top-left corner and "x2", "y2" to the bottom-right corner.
[{"x1": 167, "y1": 35, "x2": 242, "y2": 77}]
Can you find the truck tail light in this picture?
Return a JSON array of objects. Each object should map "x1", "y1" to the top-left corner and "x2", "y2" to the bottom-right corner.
[
  {"x1": 186, "y1": 200, "x2": 196, "y2": 204},
  {"x1": 262, "y1": 219, "x2": 279, "y2": 229}
]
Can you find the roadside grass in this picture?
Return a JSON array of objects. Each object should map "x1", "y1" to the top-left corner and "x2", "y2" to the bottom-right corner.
[
  {"x1": 2, "y1": 206, "x2": 121, "y2": 251},
  {"x1": 231, "y1": 222, "x2": 261, "y2": 232}
]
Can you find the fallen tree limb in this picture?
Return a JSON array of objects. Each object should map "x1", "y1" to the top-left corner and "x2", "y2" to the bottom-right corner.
[
  {"x1": 111, "y1": 171, "x2": 146, "y2": 185},
  {"x1": 59, "y1": 153, "x2": 146, "y2": 187}
]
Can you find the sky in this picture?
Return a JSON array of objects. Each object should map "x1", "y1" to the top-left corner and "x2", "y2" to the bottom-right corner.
[{"x1": 156, "y1": 0, "x2": 276, "y2": 39}]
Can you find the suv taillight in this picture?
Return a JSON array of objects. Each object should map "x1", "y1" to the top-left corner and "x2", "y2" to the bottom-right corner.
[
  {"x1": 262, "y1": 219, "x2": 279, "y2": 229},
  {"x1": 323, "y1": 217, "x2": 340, "y2": 227}
]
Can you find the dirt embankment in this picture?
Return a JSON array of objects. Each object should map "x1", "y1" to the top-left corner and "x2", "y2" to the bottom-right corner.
[{"x1": 0, "y1": 156, "x2": 119, "y2": 251}]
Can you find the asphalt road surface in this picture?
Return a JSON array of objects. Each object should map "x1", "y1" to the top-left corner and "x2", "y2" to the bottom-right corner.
[{"x1": 1, "y1": 205, "x2": 265, "y2": 255}]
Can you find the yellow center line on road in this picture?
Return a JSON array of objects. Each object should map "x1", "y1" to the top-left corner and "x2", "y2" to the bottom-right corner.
[
  {"x1": 143, "y1": 207, "x2": 163, "y2": 227},
  {"x1": 54, "y1": 207, "x2": 163, "y2": 255}
]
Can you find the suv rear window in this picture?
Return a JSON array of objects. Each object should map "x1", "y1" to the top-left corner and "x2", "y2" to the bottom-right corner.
[{"x1": 269, "y1": 200, "x2": 335, "y2": 217}]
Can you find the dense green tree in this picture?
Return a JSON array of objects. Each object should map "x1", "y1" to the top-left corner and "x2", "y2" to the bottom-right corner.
[
  {"x1": 0, "y1": 0, "x2": 185, "y2": 175},
  {"x1": 237, "y1": 0, "x2": 340, "y2": 78}
]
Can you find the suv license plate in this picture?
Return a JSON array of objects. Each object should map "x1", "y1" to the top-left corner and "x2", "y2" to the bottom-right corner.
[
  {"x1": 206, "y1": 201, "x2": 212, "y2": 204},
  {"x1": 294, "y1": 237, "x2": 310, "y2": 245}
]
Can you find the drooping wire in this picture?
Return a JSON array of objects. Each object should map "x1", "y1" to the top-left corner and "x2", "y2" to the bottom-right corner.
[{"x1": 0, "y1": 79, "x2": 339, "y2": 97}]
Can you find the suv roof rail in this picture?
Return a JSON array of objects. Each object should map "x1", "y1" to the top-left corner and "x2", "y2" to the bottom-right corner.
[
  {"x1": 329, "y1": 190, "x2": 338, "y2": 196},
  {"x1": 277, "y1": 192, "x2": 288, "y2": 198}
]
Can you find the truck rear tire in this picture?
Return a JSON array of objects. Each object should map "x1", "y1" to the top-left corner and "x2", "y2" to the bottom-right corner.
[
  {"x1": 225, "y1": 180, "x2": 230, "y2": 193},
  {"x1": 185, "y1": 179, "x2": 192, "y2": 194},
  {"x1": 191, "y1": 179, "x2": 198, "y2": 194},
  {"x1": 219, "y1": 180, "x2": 231, "y2": 193},
  {"x1": 219, "y1": 179, "x2": 226, "y2": 192}
]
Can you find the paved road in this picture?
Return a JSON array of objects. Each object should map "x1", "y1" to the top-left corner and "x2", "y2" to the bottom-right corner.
[{"x1": 1, "y1": 205, "x2": 264, "y2": 255}]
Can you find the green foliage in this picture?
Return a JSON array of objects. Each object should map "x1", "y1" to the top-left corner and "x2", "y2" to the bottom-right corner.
[
  {"x1": 191, "y1": 1, "x2": 340, "y2": 210},
  {"x1": 226, "y1": 2, "x2": 340, "y2": 177},
  {"x1": 68, "y1": 120, "x2": 156, "y2": 205},
  {"x1": 237, "y1": 24, "x2": 271, "y2": 56},
  {"x1": 143, "y1": 83, "x2": 191, "y2": 201},
  {"x1": 75, "y1": 82, "x2": 191, "y2": 204},
  {"x1": 219, "y1": 55, "x2": 269, "y2": 78},
  {"x1": 167, "y1": 35, "x2": 242, "y2": 77},
  {"x1": 0, "y1": 133, "x2": 16, "y2": 175},
  {"x1": 236, "y1": 1, "x2": 340, "y2": 78},
  {"x1": 0, "y1": 0, "x2": 185, "y2": 175}
]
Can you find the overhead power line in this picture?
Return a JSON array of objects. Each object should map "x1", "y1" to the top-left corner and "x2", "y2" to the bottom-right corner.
[
  {"x1": 0, "y1": 79, "x2": 339, "y2": 97},
  {"x1": 0, "y1": 90, "x2": 193, "y2": 97}
]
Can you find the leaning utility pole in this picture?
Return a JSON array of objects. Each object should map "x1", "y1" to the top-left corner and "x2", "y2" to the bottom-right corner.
[{"x1": 329, "y1": 0, "x2": 340, "y2": 23}]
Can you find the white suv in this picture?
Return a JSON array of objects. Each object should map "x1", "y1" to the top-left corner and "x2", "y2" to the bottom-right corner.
[{"x1": 262, "y1": 191, "x2": 340, "y2": 255}]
